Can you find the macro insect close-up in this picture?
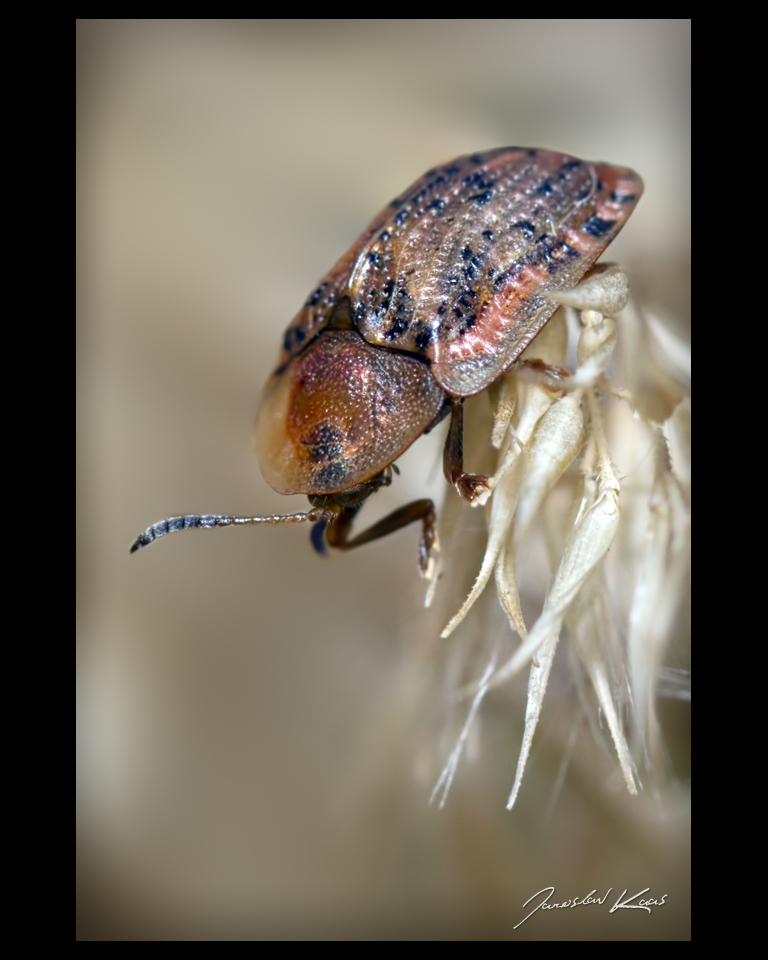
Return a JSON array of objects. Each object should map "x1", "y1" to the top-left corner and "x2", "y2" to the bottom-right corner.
[
  {"x1": 82, "y1": 20, "x2": 690, "y2": 941},
  {"x1": 131, "y1": 147, "x2": 642, "y2": 570}
]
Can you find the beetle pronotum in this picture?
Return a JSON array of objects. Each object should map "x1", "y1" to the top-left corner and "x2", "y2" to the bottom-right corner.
[{"x1": 131, "y1": 148, "x2": 642, "y2": 570}]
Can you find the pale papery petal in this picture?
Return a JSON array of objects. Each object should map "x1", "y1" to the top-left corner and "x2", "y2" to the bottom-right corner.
[
  {"x1": 494, "y1": 540, "x2": 527, "y2": 640},
  {"x1": 486, "y1": 392, "x2": 621, "y2": 692},
  {"x1": 549, "y1": 263, "x2": 629, "y2": 316},
  {"x1": 514, "y1": 394, "x2": 585, "y2": 541},
  {"x1": 628, "y1": 426, "x2": 690, "y2": 764},
  {"x1": 429, "y1": 267, "x2": 689, "y2": 809},
  {"x1": 441, "y1": 377, "x2": 556, "y2": 636},
  {"x1": 568, "y1": 589, "x2": 639, "y2": 795},
  {"x1": 431, "y1": 650, "x2": 498, "y2": 809},
  {"x1": 507, "y1": 632, "x2": 559, "y2": 810}
]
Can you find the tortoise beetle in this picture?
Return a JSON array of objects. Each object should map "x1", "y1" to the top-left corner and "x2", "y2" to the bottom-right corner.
[{"x1": 132, "y1": 148, "x2": 642, "y2": 571}]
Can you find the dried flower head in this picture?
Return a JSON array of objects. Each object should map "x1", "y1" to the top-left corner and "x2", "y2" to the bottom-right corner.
[{"x1": 426, "y1": 265, "x2": 690, "y2": 809}]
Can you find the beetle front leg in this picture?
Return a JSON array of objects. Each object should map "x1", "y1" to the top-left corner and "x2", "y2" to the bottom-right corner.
[
  {"x1": 443, "y1": 399, "x2": 490, "y2": 504},
  {"x1": 325, "y1": 499, "x2": 437, "y2": 574}
]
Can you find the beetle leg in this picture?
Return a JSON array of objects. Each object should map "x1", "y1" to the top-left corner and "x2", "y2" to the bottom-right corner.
[
  {"x1": 443, "y1": 399, "x2": 490, "y2": 504},
  {"x1": 515, "y1": 358, "x2": 572, "y2": 393},
  {"x1": 326, "y1": 499, "x2": 437, "y2": 574}
]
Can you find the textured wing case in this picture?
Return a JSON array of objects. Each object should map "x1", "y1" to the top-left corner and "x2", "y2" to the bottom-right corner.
[{"x1": 274, "y1": 148, "x2": 642, "y2": 396}]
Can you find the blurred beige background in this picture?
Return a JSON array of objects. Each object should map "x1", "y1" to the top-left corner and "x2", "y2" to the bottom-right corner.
[{"x1": 77, "y1": 20, "x2": 690, "y2": 940}]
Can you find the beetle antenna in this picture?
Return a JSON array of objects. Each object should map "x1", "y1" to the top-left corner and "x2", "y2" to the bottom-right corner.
[{"x1": 130, "y1": 510, "x2": 326, "y2": 554}]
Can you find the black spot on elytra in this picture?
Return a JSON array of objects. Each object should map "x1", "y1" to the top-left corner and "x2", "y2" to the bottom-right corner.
[
  {"x1": 469, "y1": 190, "x2": 493, "y2": 205},
  {"x1": 560, "y1": 160, "x2": 583, "y2": 173},
  {"x1": 437, "y1": 304, "x2": 447, "y2": 315},
  {"x1": 527, "y1": 235, "x2": 581, "y2": 275},
  {"x1": 513, "y1": 220, "x2": 536, "y2": 239},
  {"x1": 427, "y1": 199, "x2": 445, "y2": 212},
  {"x1": 469, "y1": 153, "x2": 485, "y2": 164},
  {"x1": 395, "y1": 209, "x2": 409, "y2": 225},
  {"x1": 367, "y1": 251, "x2": 382, "y2": 266},
  {"x1": 385, "y1": 318, "x2": 409, "y2": 340},
  {"x1": 583, "y1": 215, "x2": 616, "y2": 238},
  {"x1": 482, "y1": 229, "x2": 494, "y2": 241},
  {"x1": 545, "y1": 241, "x2": 580, "y2": 274},
  {"x1": 462, "y1": 171, "x2": 483, "y2": 187},
  {"x1": 611, "y1": 191, "x2": 636, "y2": 203},
  {"x1": 538, "y1": 179, "x2": 554, "y2": 197},
  {"x1": 411, "y1": 188, "x2": 427, "y2": 205},
  {"x1": 493, "y1": 269, "x2": 511, "y2": 291},
  {"x1": 443, "y1": 164, "x2": 461, "y2": 176},
  {"x1": 383, "y1": 279, "x2": 395, "y2": 297},
  {"x1": 415, "y1": 329, "x2": 432, "y2": 350},
  {"x1": 461, "y1": 246, "x2": 473, "y2": 260},
  {"x1": 379, "y1": 230, "x2": 391, "y2": 242},
  {"x1": 306, "y1": 283, "x2": 328, "y2": 308}
]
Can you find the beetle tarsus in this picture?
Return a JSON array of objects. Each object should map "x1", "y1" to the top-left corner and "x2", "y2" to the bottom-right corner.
[
  {"x1": 418, "y1": 508, "x2": 437, "y2": 575},
  {"x1": 441, "y1": 399, "x2": 490, "y2": 504},
  {"x1": 516, "y1": 358, "x2": 572, "y2": 393},
  {"x1": 452, "y1": 472, "x2": 490, "y2": 504}
]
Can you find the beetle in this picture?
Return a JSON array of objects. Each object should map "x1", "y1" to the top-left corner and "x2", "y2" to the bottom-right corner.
[{"x1": 131, "y1": 148, "x2": 642, "y2": 570}]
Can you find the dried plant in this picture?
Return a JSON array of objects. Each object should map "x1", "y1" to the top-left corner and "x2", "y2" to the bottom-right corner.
[{"x1": 426, "y1": 266, "x2": 690, "y2": 809}]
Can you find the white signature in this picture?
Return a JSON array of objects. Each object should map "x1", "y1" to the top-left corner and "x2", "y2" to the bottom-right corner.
[{"x1": 514, "y1": 887, "x2": 668, "y2": 929}]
